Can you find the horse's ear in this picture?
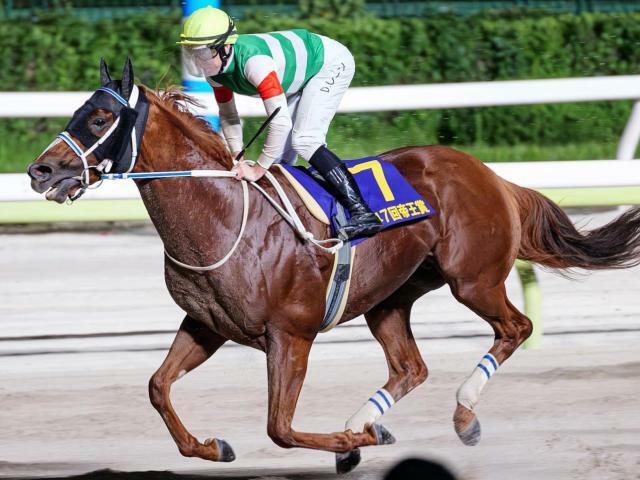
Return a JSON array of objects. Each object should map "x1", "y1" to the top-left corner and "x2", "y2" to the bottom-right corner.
[
  {"x1": 121, "y1": 57, "x2": 135, "y2": 100},
  {"x1": 100, "y1": 57, "x2": 112, "y2": 86}
]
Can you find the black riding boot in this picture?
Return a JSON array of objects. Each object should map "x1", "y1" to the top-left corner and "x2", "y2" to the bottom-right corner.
[{"x1": 309, "y1": 146, "x2": 383, "y2": 240}]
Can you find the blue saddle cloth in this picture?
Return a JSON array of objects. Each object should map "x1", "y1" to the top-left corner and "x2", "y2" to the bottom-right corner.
[{"x1": 280, "y1": 156, "x2": 436, "y2": 244}]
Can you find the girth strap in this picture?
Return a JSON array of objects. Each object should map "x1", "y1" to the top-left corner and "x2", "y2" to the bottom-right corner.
[{"x1": 319, "y1": 203, "x2": 355, "y2": 332}]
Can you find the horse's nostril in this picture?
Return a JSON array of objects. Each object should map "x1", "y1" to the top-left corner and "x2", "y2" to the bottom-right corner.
[{"x1": 28, "y1": 163, "x2": 54, "y2": 181}]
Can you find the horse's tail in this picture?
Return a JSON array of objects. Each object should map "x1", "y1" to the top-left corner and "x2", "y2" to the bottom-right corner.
[{"x1": 514, "y1": 186, "x2": 640, "y2": 270}]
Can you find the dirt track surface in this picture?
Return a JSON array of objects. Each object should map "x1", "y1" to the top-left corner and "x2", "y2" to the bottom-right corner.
[
  {"x1": 1, "y1": 211, "x2": 639, "y2": 479},
  {"x1": 1, "y1": 341, "x2": 639, "y2": 480}
]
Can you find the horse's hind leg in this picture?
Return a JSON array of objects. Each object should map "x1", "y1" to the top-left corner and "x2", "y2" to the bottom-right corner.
[
  {"x1": 336, "y1": 302, "x2": 428, "y2": 473},
  {"x1": 148, "y1": 315, "x2": 232, "y2": 461},
  {"x1": 449, "y1": 280, "x2": 533, "y2": 446},
  {"x1": 264, "y1": 330, "x2": 390, "y2": 455}
]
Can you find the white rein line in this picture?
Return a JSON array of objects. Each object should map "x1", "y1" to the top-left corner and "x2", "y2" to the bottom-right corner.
[{"x1": 101, "y1": 168, "x2": 344, "y2": 272}]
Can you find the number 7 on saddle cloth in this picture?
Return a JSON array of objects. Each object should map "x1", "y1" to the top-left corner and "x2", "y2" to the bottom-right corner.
[{"x1": 280, "y1": 156, "x2": 436, "y2": 244}]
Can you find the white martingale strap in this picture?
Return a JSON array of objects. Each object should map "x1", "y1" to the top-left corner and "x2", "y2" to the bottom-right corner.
[
  {"x1": 456, "y1": 353, "x2": 499, "y2": 411},
  {"x1": 102, "y1": 169, "x2": 245, "y2": 272},
  {"x1": 101, "y1": 164, "x2": 344, "y2": 271},
  {"x1": 345, "y1": 388, "x2": 395, "y2": 433},
  {"x1": 164, "y1": 179, "x2": 250, "y2": 272}
]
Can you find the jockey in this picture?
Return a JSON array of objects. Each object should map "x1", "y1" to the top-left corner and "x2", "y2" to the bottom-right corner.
[{"x1": 178, "y1": 6, "x2": 382, "y2": 240}]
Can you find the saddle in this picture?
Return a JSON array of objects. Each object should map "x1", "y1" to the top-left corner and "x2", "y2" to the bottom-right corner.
[
  {"x1": 275, "y1": 156, "x2": 435, "y2": 245},
  {"x1": 273, "y1": 156, "x2": 436, "y2": 332}
]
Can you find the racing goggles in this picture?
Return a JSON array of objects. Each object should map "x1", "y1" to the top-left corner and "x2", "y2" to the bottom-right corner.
[{"x1": 183, "y1": 45, "x2": 222, "y2": 77}]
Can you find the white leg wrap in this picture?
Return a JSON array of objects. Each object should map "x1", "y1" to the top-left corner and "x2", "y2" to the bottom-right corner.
[
  {"x1": 345, "y1": 388, "x2": 394, "y2": 433},
  {"x1": 456, "y1": 353, "x2": 499, "y2": 411}
]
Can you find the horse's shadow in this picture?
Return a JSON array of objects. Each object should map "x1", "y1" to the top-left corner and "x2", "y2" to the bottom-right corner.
[{"x1": 24, "y1": 467, "x2": 375, "y2": 480}]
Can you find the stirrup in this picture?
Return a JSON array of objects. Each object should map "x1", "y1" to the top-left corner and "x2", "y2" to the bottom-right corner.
[{"x1": 337, "y1": 213, "x2": 383, "y2": 241}]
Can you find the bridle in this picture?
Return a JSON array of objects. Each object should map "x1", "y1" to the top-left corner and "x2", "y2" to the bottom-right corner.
[{"x1": 51, "y1": 85, "x2": 146, "y2": 201}]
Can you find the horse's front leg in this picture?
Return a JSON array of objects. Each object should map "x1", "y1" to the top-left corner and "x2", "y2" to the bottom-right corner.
[
  {"x1": 265, "y1": 330, "x2": 391, "y2": 454},
  {"x1": 149, "y1": 315, "x2": 233, "y2": 462}
]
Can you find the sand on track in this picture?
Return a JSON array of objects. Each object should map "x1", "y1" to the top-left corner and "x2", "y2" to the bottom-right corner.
[
  {"x1": 1, "y1": 337, "x2": 639, "y2": 480},
  {"x1": 1, "y1": 211, "x2": 639, "y2": 479}
]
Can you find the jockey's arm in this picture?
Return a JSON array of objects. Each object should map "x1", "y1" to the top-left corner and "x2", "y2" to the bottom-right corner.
[
  {"x1": 211, "y1": 83, "x2": 244, "y2": 158},
  {"x1": 245, "y1": 56, "x2": 292, "y2": 170}
]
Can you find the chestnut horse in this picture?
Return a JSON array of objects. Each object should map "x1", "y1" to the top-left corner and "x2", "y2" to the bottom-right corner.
[{"x1": 27, "y1": 60, "x2": 640, "y2": 473}]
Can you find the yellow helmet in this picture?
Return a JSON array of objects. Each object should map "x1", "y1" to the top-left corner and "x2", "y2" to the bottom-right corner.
[{"x1": 177, "y1": 6, "x2": 238, "y2": 46}]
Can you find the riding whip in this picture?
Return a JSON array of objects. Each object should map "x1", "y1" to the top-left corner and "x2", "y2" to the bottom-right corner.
[{"x1": 234, "y1": 106, "x2": 281, "y2": 162}]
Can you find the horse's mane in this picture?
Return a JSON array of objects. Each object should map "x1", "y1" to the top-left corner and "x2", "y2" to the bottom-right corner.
[{"x1": 142, "y1": 85, "x2": 233, "y2": 169}]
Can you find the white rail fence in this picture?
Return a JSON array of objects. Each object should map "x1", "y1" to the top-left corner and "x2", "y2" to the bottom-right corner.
[
  {"x1": 2, "y1": 75, "x2": 640, "y2": 201},
  {"x1": 2, "y1": 75, "x2": 640, "y2": 161}
]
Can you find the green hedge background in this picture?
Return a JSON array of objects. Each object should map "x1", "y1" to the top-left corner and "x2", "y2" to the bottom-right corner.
[{"x1": 1, "y1": 9, "x2": 639, "y2": 171}]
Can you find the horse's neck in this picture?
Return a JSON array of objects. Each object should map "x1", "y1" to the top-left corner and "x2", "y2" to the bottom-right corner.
[
  {"x1": 134, "y1": 104, "x2": 241, "y2": 260},
  {"x1": 136, "y1": 104, "x2": 231, "y2": 174}
]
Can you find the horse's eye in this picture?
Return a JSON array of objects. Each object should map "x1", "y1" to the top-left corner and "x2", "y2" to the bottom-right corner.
[{"x1": 94, "y1": 118, "x2": 106, "y2": 127}]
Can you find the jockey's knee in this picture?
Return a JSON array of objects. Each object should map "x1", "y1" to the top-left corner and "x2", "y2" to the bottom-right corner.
[
  {"x1": 291, "y1": 134, "x2": 323, "y2": 162},
  {"x1": 278, "y1": 148, "x2": 298, "y2": 166}
]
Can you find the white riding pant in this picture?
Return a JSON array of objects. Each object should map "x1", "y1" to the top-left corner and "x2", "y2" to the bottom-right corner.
[{"x1": 277, "y1": 37, "x2": 355, "y2": 165}]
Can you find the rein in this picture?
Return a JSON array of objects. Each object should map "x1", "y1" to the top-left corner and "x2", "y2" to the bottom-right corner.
[
  {"x1": 48, "y1": 87, "x2": 343, "y2": 271},
  {"x1": 102, "y1": 167, "x2": 344, "y2": 271}
]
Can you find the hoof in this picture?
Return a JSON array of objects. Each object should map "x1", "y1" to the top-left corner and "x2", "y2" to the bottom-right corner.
[
  {"x1": 336, "y1": 448, "x2": 361, "y2": 474},
  {"x1": 372, "y1": 423, "x2": 396, "y2": 446},
  {"x1": 206, "y1": 438, "x2": 236, "y2": 462},
  {"x1": 453, "y1": 405, "x2": 481, "y2": 446}
]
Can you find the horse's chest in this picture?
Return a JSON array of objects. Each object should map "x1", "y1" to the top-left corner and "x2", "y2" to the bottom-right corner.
[{"x1": 164, "y1": 269, "x2": 266, "y2": 347}]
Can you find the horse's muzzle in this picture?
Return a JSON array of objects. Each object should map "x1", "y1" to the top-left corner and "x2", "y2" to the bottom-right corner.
[
  {"x1": 27, "y1": 161, "x2": 83, "y2": 202},
  {"x1": 28, "y1": 162, "x2": 54, "y2": 187}
]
